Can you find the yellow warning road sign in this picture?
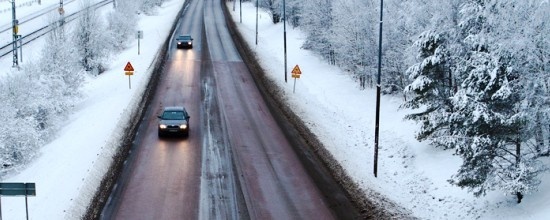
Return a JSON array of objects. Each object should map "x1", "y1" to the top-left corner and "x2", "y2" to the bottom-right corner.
[
  {"x1": 291, "y1": 65, "x2": 301, "y2": 75},
  {"x1": 124, "y1": 62, "x2": 134, "y2": 71}
]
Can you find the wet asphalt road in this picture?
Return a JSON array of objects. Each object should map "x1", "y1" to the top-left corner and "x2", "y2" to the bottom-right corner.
[{"x1": 100, "y1": 0, "x2": 361, "y2": 219}]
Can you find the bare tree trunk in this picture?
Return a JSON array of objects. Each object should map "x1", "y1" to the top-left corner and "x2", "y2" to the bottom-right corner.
[
  {"x1": 360, "y1": 74, "x2": 366, "y2": 90},
  {"x1": 535, "y1": 114, "x2": 544, "y2": 156},
  {"x1": 516, "y1": 138, "x2": 523, "y2": 203},
  {"x1": 400, "y1": 72, "x2": 407, "y2": 102},
  {"x1": 546, "y1": 124, "x2": 550, "y2": 156},
  {"x1": 516, "y1": 191, "x2": 523, "y2": 203}
]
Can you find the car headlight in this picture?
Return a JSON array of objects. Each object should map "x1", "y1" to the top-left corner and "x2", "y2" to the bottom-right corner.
[
  {"x1": 159, "y1": 124, "x2": 167, "y2": 129},
  {"x1": 179, "y1": 124, "x2": 188, "y2": 129},
  {"x1": 188, "y1": 42, "x2": 192, "y2": 45}
]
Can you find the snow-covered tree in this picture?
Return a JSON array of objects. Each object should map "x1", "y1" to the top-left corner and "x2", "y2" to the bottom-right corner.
[
  {"x1": 40, "y1": 13, "x2": 83, "y2": 116},
  {"x1": 284, "y1": 0, "x2": 301, "y2": 27},
  {"x1": 448, "y1": 49, "x2": 544, "y2": 203},
  {"x1": 42, "y1": 13, "x2": 83, "y2": 99},
  {"x1": 0, "y1": 70, "x2": 43, "y2": 176},
  {"x1": 140, "y1": 0, "x2": 164, "y2": 15},
  {"x1": 402, "y1": 30, "x2": 454, "y2": 147},
  {"x1": 259, "y1": 0, "x2": 283, "y2": 23},
  {"x1": 509, "y1": 1, "x2": 550, "y2": 157},
  {"x1": 74, "y1": 0, "x2": 110, "y2": 75},
  {"x1": 330, "y1": 0, "x2": 377, "y2": 79},
  {"x1": 382, "y1": 0, "x2": 421, "y2": 94},
  {"x1": 106, "y1": 0, "x2": 138, "y2": 51},
  {"x1": 447, "y1": 0, "x2": 546, "y2": 203},
  {"x1": 300, "y1": 0, "x2": 334, "y2": 63}
]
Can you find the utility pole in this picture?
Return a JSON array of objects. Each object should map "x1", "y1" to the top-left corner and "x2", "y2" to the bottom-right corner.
[
  {"x1": 255, "y1": 0, "x2": 258, "y2": 45},
  {"x1": 240, "y1": 0, "x2": 242, "y2": 23},
  {"x1": 283, "y1": 0, "x2": 287, "y2": 82},
  {"x1": 374, "y1": 0, "x2": 384, "y2": 178},
  {"x1": 59, "y1": 0, "x2": 65, "y2": 24},
  {"x1": 11, "y1": 0, "x2": 18, "y2": 67}
]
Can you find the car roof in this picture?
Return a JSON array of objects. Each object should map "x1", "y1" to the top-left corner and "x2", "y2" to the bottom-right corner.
[
  {"x1": 178, "y1": 34, "x2": 191, "y2": 38},
  {"x1": 163, "y1": 106, "x2": 186, "y2": 111}
]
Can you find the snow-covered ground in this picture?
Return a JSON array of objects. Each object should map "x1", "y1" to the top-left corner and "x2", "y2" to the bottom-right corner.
[
  {"x1": 0, "y1": 0, "x2": 549, "y2": 219},
  {"x1": 227, "y1": 2, "x2": 550, "y2": 220},
  {"x1": 1, "y1": 0, "x2": 184, "y2": 219}
]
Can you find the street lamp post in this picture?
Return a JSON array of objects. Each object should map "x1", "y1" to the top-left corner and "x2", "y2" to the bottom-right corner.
[
  {"x1": 256, "y1": 0, "x2": 260, "y2": 45},
  {"x1": 283, "y1": 0, "x2": 287, "y2": 82},
  {"x1": 240, "y1": 0, "x2": 242, "y2": 23},
  {"x1": 374, "y1": 0, "x2": 384, "y2": 178}
]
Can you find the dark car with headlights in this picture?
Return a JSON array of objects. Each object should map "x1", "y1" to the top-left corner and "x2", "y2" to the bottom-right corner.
[
  {"x1": 176, "y1": 34, "x2": 193, "y2": 49},
  {"x1": 158, "y1": 106, "x2": 190, "y2": 138}
]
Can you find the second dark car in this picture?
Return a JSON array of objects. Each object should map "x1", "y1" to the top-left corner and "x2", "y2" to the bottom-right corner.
[{"x1": 176, "y1": 34, "x2": 193, "y2": 49}]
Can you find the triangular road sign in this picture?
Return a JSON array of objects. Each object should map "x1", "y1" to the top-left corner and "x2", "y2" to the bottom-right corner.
[
  {"x1": 291, "y1": 65, "x2": 301, "y2": 75},
  {"x1": 124, "y1": 62, "x2": 134, "y2": 71}
]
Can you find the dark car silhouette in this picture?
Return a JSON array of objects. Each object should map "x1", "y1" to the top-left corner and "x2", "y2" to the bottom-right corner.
[
  {"x1": 157, "y1": 106, "x2": 190, "y2": 138},
  {"x1": 176, "y1": 34, "x2": 193, "y2": 49}
]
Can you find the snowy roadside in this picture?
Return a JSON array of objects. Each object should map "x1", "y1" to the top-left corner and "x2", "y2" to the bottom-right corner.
[
  {"x1": 1, "y1": 1, "x2": 184, "y2": 219},
  {"x1": 1, "y1": 1, "x2": 548, "y2": 219},
  {"x1": 228, "y1": 2, "x2": 550, "y2": 220}
]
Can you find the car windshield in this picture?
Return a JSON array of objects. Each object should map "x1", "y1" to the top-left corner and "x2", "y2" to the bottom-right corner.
[
  {"x1": 162, "y1": 111, "x2": 185, "y2": 120},
  {"x1": 178, "y1": 35, "x2": 191, "y2": 40}
]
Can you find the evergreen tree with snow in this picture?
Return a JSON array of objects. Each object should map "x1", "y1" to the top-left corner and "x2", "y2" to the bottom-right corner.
[
  {"x1": 402, "y1": 30, "x2": 454, "y2": 148},
  {"x1": 447, "y1": 0, "x2": 546, "y2": 203},
  {"x1": 448, "y1": 48, "x2": 543, "y2": 203}
]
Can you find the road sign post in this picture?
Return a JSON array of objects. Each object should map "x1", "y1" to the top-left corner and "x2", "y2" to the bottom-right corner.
[
  {"x1": 125, "y1": 71, "x2": 133, "y2": 89},
  {"x1": 124, "y1": 62, "x2": 135, "y2": 89},
  {"x1": 0, "y1": 182, "x2": 36, "y2": 220},
  {"x1": 136, "y1": 31, "x2": 143, "y2": 55},
  {"x1": 291, "y1": 65, "x2": 302, "y2": 93}
]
